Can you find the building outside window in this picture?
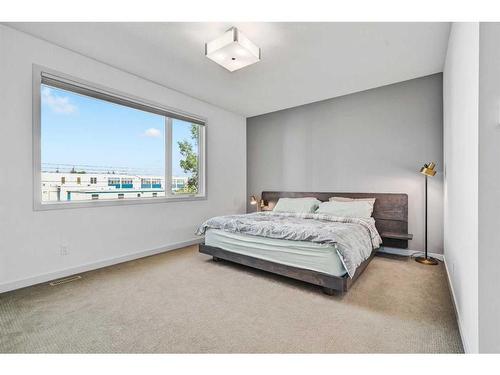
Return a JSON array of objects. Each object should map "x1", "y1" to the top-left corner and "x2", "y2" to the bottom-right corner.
[
  {"x1": 172, "y1": 176, "x2": 188, "y2": 192},
  {"x1": 35, "y1": 67, "x2": 206, "y2": 209}
]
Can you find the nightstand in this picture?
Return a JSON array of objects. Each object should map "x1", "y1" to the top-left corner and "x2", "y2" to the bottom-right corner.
[{"x1": 380, "y1": 232, "x2": 413, "y2": 249}]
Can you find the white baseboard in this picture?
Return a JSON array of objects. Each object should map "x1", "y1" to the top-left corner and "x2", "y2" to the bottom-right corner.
[
  {"x1": 0, "y1": 237, "x2": 204, "y2": 294},
  {"x1": 378, "y1": 246, "x2": 444, "y2": 261},
  {"x1": 443, "y1": 255, "x2": 470, "y2": 353}
]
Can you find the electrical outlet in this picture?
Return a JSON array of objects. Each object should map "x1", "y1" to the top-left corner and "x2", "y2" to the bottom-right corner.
[{"x1": 60, "y1": 245, "x2": 69, "y2": 256}]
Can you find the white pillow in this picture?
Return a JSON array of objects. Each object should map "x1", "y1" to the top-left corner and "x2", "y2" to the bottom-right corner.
[
  {"x1": 316, "y1": 200, "x2": 374, "y2": 218},
  {"x1": 329, "y1": 196, "x2": 376, "y2": 206},
  {"x1": 273, "y1": 197, "x2": 321, "y2": 213}
]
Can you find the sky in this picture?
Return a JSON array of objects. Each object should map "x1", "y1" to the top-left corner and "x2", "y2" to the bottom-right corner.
[{"x1": 41, "y1": 84, "x2": 197, "y2": 177}]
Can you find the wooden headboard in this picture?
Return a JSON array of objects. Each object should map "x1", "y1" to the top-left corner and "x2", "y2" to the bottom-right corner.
[{"x1": 261, "y1": 191, "x2": 409, "y2": 248}]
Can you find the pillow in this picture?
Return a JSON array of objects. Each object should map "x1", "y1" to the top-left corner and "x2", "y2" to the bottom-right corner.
[
  {"x1": 273, "y1": 197, "x2": 321, "y2": 213},
  {"x1": 316, "y1": 200, "x2": 374, "y2": 218},
  {"x1": 329, "y1": 196, "x2": 376, "y2": 206}
]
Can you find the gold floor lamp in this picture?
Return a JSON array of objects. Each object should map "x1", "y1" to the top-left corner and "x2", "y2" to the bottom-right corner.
[{"x1": 415, "y1": 162, "x2": 439, "y2": 265}]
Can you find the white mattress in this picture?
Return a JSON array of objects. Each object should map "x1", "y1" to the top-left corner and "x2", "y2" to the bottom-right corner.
[{"x1": 204, "y1": 229, "x2": 347, "y2": 277}]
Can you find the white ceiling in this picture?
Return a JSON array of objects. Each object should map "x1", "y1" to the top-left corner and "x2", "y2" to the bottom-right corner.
[{"x1": 7, "y1": 22, "x2": 450, "y2": 117}]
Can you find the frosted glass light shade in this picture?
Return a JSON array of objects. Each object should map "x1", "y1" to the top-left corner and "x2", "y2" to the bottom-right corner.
[{"x1": 205, "y1": 28, "x2": 261, "y2": 72}]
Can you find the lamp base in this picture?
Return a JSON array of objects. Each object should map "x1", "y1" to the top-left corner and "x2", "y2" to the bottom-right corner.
[{"x1": 415, "y1": 256, "x2": 439, "y2": 265}]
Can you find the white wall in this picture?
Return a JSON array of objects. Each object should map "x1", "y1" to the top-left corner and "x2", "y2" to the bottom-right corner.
[
  {"x1": 478, "y1": 22, "x2": 500, "y2": 353},
  {"x1": 248, "y1": 74, "x2": 444, "y2": 254},
  {"x1": 0, "y1": 25, "x2": 247, "y2": 292},
  {"x1": 443, "y1": 22, "x2": 479, "y2": 353}
]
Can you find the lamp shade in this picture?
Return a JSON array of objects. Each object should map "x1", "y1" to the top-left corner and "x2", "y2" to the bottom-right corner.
[
  {"x1": 205, "y1": 27, "x2": 261, "y2": 72},
  {"x1": 420, "y1": 162, "x2": 437, "y2": 177},
  {"x1": 250, "y1": 195, "x2": 258, "y2": 205}
]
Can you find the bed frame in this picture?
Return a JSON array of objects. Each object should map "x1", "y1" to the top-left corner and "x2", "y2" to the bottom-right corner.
[{"x1": 199, "y1": 191, "x2": 409, "y2": 295}]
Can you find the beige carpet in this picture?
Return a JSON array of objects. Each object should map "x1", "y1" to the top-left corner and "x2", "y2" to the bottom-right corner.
[{"x1": 0, "y1": 245, "x2": 463, "y2": 353}]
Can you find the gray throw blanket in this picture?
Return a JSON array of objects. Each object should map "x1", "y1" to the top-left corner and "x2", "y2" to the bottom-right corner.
[{"x1": 196, "y1": 212, "x2": 382, "y2": 277}]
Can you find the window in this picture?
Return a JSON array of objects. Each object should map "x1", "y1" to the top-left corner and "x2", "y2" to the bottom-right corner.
[
  {"x1": 108, "y1": 178, "x2": 120, "y2": 187},
  {"x1": 121, "y1": 178, "x2": 133, "y2": 189},
  {"x1": 141, "y1": 178, "x2": 151, "y2": 189},
  {"x1": 35, "y1": 67, "x2": 205, "y2": 209},
  {"x1": 171, "y1": 120, "x2": 202, "y2": 195},
  {"x1": 151, "y1": 178, "x2": 162, "y2": 189}
]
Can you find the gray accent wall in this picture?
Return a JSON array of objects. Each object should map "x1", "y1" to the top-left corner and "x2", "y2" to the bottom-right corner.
[{"x1": 247, "y1": 74, "x2": 444, "y2": 254}]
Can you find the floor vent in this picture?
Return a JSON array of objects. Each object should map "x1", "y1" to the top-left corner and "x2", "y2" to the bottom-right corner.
[{"x1": 49, "y1": 275, "x2": 82, "y2": 286}]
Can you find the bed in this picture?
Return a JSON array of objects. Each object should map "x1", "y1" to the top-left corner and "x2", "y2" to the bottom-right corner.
[{"x1": 197, "y1": 191, "x2": 409, "y2": 295}]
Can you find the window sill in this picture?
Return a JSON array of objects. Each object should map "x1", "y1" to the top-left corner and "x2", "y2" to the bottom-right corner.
[{"x1": 33, "y1": 195, "x2": 207, "y2": 211}]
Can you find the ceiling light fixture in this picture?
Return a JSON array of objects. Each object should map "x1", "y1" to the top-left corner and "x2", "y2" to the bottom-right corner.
[{"x1": 205, "y1": 27, "x2": 261, "y2": 72}]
